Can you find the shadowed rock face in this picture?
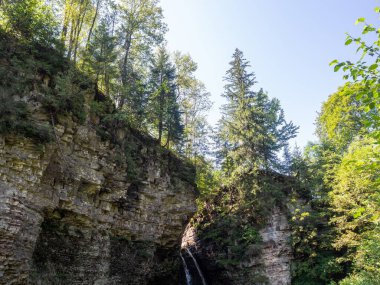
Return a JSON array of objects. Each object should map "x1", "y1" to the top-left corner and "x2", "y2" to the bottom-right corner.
[
  {"x1": 181, "y1": 207, "x2": 292, "y2": 285},
  {"x1": 0, "y1": 118, "x2": 197, "y2": 285}
]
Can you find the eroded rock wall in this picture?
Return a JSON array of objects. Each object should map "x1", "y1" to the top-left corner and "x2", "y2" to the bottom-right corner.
[{"x1": 0, "y1": 118, "x2": 197, "y2": 285}]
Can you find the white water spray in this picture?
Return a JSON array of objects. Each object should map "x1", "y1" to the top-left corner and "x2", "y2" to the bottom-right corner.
[
  {"x1": 186, "y1": 248, "x2": 207, "y2": 285},
  {"x1": 180, "y1": 251, "x2": 192, "y2": 285}
]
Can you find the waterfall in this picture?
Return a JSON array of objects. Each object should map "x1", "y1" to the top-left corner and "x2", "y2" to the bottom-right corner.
[
  {"x1": 180, "y1": 251, "x2": 192, "y2": 285},
  {"x1": 186, "y1": 248, "x2": 207, "y2": 285}
]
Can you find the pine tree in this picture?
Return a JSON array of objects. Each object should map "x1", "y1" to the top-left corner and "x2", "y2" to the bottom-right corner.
[{"x1": 218, "y1": 49, "x2": 298, "y2": 174}]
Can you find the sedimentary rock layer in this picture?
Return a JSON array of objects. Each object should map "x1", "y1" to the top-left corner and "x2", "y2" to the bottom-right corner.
[{"x1": 0, "y1": 118, "x2": 197, "y2": 285}]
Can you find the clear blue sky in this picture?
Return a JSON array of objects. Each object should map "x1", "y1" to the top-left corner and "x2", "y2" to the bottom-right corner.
[{"x1": 160, "y1": 0, "x2": 380, "y2": 148}]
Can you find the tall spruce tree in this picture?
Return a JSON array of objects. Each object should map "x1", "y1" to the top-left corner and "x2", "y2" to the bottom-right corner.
[
  {"x1": 218, "y1": 49, "x2": 298, "y2": 174},
  {"x1": 147, "y1": 47, "x2": 183, "y2": 147}
]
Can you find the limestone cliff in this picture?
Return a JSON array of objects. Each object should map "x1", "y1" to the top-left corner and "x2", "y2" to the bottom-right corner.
[{"x1": 0, "y1": 113, "x2": 197, "y2": 284}]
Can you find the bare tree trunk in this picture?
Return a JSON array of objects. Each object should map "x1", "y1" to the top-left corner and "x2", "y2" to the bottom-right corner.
[
  {"x1": 158, "y1": 101, "x2": 163, "y2": 143},
  {"x1": 73, "y1": 0, "x2": 89, "y2": 64},
  {"x1": 67, "y1": 17, "x2": 76, "y2": 59},
  {"x1": 121, "y1": 32, "x2": 132, "y2": 86},
  {"x1": 61, "y1": 0, "x2": 74, "y2": 45},
  {"x1": 86, "y1": 0, "x2": 101, "y2": 49}
]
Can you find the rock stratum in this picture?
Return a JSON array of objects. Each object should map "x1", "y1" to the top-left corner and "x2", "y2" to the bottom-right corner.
[{"x1": 0, "y1": 114, "x2": 197, "y2": 285}]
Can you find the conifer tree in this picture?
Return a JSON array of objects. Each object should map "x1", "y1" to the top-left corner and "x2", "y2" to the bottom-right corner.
[
  {"x1": 218, "y1": 49, "x2": 298, "y2": 174},
  {"x1": 82, "y1": 15, "x2": 118, "y2": 97},
  {"x1": 147, "y1": 47, "x2": 182, "y2": 147}
]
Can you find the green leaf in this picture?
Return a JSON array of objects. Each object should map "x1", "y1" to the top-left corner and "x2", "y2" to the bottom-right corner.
[
  {"x1": 375, "y1": 7, "x2": 380, "y2": 13},
  {"x1": 355, "y1": 17, "x2": 365, "y2": 25},
  {"x1": 334, "y1": 63, "x2": 344, "y2": 72},
  {"x1": 369, "y1": 64, "x2": 378, "y2": 71},
  {"x1": 356, "y1": 93, "x2": 364, "y2": 100},
  {"x1": 369, "y1": 102, "x2": 376, "y2": 109},
  {"x1": 345, "y1": 38, "x2": 353, "y2": 45},
  {"x1": 329, "y1": 59, "x2": 338, "y2": 66},
  {"x1": 353, "y1": 207, "x2": 365, "y2": 218}
]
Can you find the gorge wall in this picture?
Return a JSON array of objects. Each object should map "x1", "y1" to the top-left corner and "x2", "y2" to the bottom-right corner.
[{"x1": 0, "y1": 113, "x2": 197, "y2": 285}]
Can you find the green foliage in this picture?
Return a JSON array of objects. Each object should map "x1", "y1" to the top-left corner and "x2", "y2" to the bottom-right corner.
[
  {"x1": 330, "y1": 8, "x2": 380, "y2": 140},
  {"x1": 288, "y1": 141, "x2": 349, "y2": 284},
  {"x1": 328, "y1": 18, "x2": 380, "y2": 284},
  {"x1": 194, "y1": 157, "x2": 221, "y2": 203},
  {"x1": 190, "y1": 49, "x2": 299, "y2": 282},
  {"x1": 118, "y1": 0, "x2": 167, "y2": 109},
  {"x1": 293, "y1": 69, "x2": 380, "y2": 284},
  {"x1": 41, "y1": 69, "x2": 87, "y2": 123},
  {"x1": 198, "y1": 214, "x2": 262, "y2": 267},
  {"x1": 194, "y1": 171, "x2": 290, "y2": 272},
  {"x1": 339, "y1": 226, "x2": 380, "y2": 285},
  {"x1": 0, "y1": 28, "x2": 65, "y2": 97},
  {"x1": 218, "y1": 49, "x2": 298, "y2": 176},
  {"x1": 290, "y1": 199, "x2": 344, "y2": 285},
  {"x1": 327, "y1": 138, "x2": 380, "y2": 285},
  {"x1": 147, "y1": 47, "x2": 183, "y2": 147},
  {"x1": 174, "y1": 51, "x2": 212, "y2": 159},
  {"x1": 317, "y1": 83, "x2": 374, "y2": 152},
  {"x1": 0, "y1": 0, "x2": 206, "y2": 158},
  {"x1": 0, "y1": 0, "x2": 59, "y2": 47},
  {"x1": 82, "y1": 16, "x2": 118, "y2": 99}
]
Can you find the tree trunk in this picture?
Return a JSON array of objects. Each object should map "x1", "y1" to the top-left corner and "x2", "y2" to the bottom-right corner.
[
  {"x1": 67, "y1": 17, "x2": 76, "y2": 59},
  {"x1": 158, "y1": 97, "x2": 163, "y2": 143},
  {"x1": 73, "y1": 0, "x2": 89, "y2": 64},
  {"x1": 86, "y1": 0, "x2": 101, "y2": 49},
  {"x1": 121, "y1": 32, "x2": 132, "y2": 86}
]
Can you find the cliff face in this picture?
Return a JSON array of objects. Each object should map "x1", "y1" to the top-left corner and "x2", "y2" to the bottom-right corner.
[
  {"x1": 182, "y1": 207, "x2": 292, "y2": 285},
  {"x1": 0, "y1": 116, "x2": 197, "y2": 285},
  {"x1": 258, "y1": 208, "x2": 292, "y2": 285}
]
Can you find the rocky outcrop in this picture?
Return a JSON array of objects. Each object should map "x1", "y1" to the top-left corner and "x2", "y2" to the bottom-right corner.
[
  {"x1": 0, "y1": 116, "x2": 197, "y2": 284},
  {"x1": 182, "y1": 207, "x2": 292, "y2": 285},
  {"x1": 259, "y1": 207, "x2": 292, "y2": 285}
]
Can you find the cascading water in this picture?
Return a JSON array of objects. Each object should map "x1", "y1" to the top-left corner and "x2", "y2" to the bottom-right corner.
[
  {"x1": 186, "y1": 248, "x2": 207, "y2": 285},
  {"x1": 180, "y1": 251, "x2": 192, "y2": 285}
]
